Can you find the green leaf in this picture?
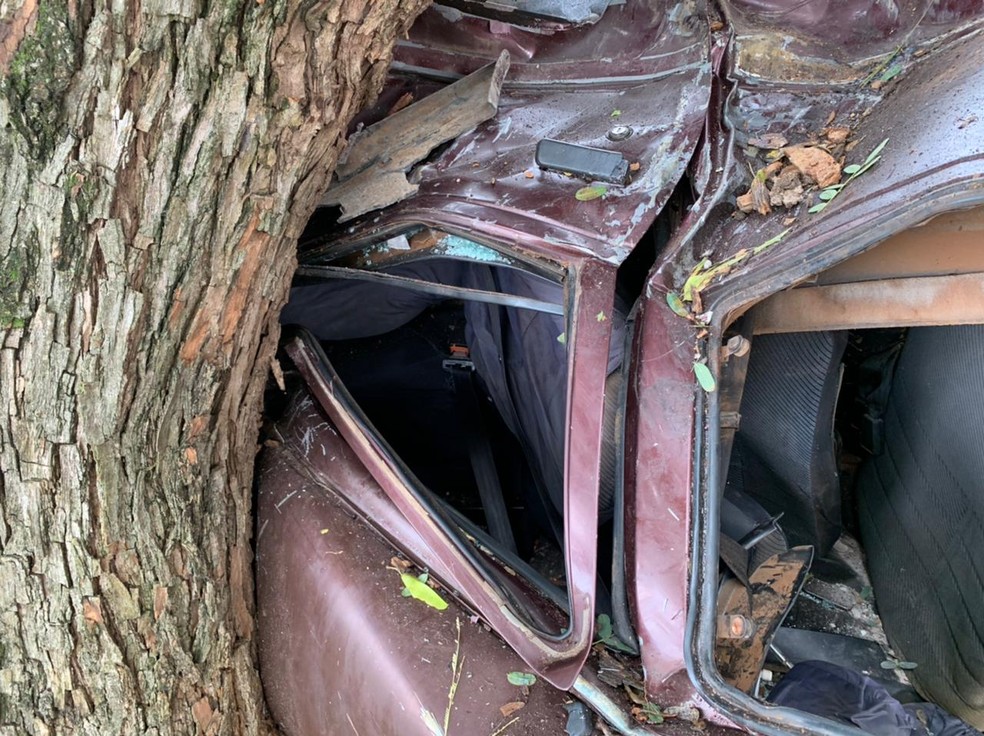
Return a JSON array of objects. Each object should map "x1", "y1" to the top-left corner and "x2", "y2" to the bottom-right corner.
[
  {"x1": 575, "y1": 185, "x2": 608, "y2": 201},
  {"x1": 596, "y1": 613, "x2": 614, "y2": 641},
  {"x1": 417, "y1": 572, "x2": 429, "y2": 584},
  {"x1": 751, "y1": 228, "x2": 791, "y2": 254},
  {"x1": 666, "y1": 291, "x2": 690, "y2": 318},
  {"x1": 507, "y1": 672, "x2": 537, "y2": 687},
  {"x1": 596, "y1": 311, "x2": 607, "y2": 322},
  {"x1": 819, "y1": 188, "x2": 839, "y2": 201},
  {"x1": 808, "y1": 202, "x2": 828, "y2": 214},
  {"x1": 693, "y1": 362, "x2": 716, "y2": 392},
  {"x1": 878, "y1": 63, "x2": 903, "y2": 83},
  {"x1": 400, "y1": 572, "x2": 448, "y2": 610},
  {"x1": 401, "y1": 587, "x2": 412, "y2": 597},
  {"x1": 843, "y1": 163, "x2": 862, "y2": 175},
  {"x1": 610, "y1": 109, "x2": 622, "y2": 118},
  {"x1": 682, "y1": 259, "x2": 712, "y2": 301},
  {"x1": 637, "y1": 703, "x2": 664, "y2": 725},
  {"x1": 864, "y1": 137, "x2": 889, "y2": 166},
  {"x1": 556, "y1": 332, "x2": 566, "y2": 345},
  {"x1": 632, "y1": 701, "x2": 663, "y2": 726}
]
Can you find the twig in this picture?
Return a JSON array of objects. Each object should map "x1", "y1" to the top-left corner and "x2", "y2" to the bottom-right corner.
[
  {"x1": 489, "y1": 716, "x2": 519, "y2": 736},
  {"x1": 443, "y1": 617, "x2": 464, "y2": 734}
]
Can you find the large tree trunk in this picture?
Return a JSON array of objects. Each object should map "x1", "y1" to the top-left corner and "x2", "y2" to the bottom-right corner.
[{"x1": 0, "y1": 0, "x2": 428, "y2": 732}]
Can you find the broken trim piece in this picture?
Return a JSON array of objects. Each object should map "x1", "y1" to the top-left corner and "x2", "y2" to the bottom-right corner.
[
  {"x1": 323, "y1": 50, "x2": 511, "y2": 222},
  {"x1": 295, "y1": 264, "x2": 565, "y2": 315}
]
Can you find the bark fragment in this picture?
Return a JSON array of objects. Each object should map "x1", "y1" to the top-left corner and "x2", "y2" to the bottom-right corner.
[{"x1": 783, "y1": 145, "x2": 843, "y2": 188}]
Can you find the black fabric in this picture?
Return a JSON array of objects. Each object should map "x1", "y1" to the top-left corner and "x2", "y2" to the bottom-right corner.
[
  {"x1": 283, "y1": 257, "x2": 626, "y2": 517},
  {"x1": 768, "y1": 661, "x2": 980, "y2": 736},
  {"x1": 319, "y1": 308, "x2": 477, "y2": 502},
  {"x1": 730, "y1": 331, "x2": 847, "y2": 554},
  {"x1": 770, "y1": 628, "x2": 916, "y2": 701},
  {"x1": 448, "y1": 362, "x2": 516, "y2": 552},
  {"x1": 857, "y1": 325, "x2": 984, "y2": 728}
]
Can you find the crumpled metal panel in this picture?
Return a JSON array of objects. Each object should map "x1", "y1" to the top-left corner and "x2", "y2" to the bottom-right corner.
[
  {"x1": 630, "y1": 13, "x2": 984, "y2": 734},
  {"x1": 303, "y1": 0, "x2": 712, "y2": 265},
  {"x1": 257, "y1": 436, "x2": 574, "y2": 736}
]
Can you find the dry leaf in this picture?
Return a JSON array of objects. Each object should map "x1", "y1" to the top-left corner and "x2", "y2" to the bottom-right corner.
[
  {"x1": 500, "y1": 701, "x2": 525, "y2": 717},
  {"x1": 736, "y1": 191, "x2": 756, "y2": 214},
  {"x1": 390, "y1": 556, "x2": 412, "y2": 573},
  {"x1": 783, "y1": 146, "x2": 842, "y2": 188},
  {"x1": 629, "y1": 162, "x2": 641, "y2": 172},
  {"x1": 825, "y1": 126, "x2": 850, "y2": 143},
  {"x1": 387, "y1": 92, "x2": 414, "y2": 116}
]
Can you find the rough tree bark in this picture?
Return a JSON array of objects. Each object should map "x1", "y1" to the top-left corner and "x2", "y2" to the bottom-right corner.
[{"x1": 0, "y1": 0, "x2": 429, "y2": 732}]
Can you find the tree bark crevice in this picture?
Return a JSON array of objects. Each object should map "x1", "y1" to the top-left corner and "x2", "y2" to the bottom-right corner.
[{"x1": 0, "y1": 0, "x2": 431, "y2": 732}]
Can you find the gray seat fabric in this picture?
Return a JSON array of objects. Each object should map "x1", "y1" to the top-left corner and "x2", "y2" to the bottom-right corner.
[
  {"x1": 858, "y1": 325, "x2": 984, "y2": 729},
  {"x1": 730, "y1": 331, "x2": 848, "y2": 554}
]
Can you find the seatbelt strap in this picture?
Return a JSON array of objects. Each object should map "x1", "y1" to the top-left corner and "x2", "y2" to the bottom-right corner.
[{"x1": 445, "y1": 348, "x2": 518, "y2": 554}]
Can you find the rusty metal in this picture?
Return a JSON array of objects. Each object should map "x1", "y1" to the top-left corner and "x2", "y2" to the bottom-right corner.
[
  {"x1": 714, "y1": 547, "x2": 813, "y2": 693},
  {"x1": 751, "y1": 273, "x2": 984, "y2": 335},
  {"x1": 817, "y1": 205, "x2": 984, "y2": 285},
  {"x1": 722, "y1": 335, "x2": 750, "y2": 359},
  {"x1": 716, "y1": 614, "x2": 755, "y2": 641}
]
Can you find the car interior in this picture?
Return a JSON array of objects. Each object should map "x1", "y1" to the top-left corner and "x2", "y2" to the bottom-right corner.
[
  {"x1": 713, "y1": 205, "x2": 984, "y2": 730},
  {"x1": 269, "y1": 199, "x2": 984, "y2": 732}
]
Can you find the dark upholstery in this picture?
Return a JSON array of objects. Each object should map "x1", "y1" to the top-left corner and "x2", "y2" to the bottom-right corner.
[{"x1": 858, "y1": 325, "x2": 984, "y2": 728}]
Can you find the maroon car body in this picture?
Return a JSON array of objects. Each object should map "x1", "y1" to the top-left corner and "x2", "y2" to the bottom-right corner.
[{"x1": 256, "y1": 2, "x2": 984, "y2": 734}]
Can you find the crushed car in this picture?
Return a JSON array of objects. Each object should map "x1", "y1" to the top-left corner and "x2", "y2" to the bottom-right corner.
[{"x1": 254, "y1": 1, "x2": 984, "y2": 734}]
